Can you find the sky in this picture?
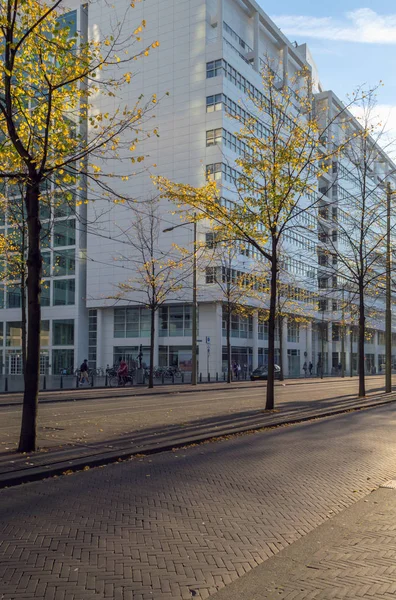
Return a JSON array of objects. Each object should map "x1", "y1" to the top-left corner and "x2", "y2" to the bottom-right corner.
[{"x1": 258, "y1": 1, "x2": 396, "y2": 149}]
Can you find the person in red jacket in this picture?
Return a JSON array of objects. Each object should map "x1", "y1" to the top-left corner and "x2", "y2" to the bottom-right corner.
[{"x1": 117, "y1": 357, "x2": 128, "y2": 386}]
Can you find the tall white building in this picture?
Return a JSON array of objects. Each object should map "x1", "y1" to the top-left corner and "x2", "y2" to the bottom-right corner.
[{"x1": 2, "y1": 0, "x2": 394, "y2": 378}]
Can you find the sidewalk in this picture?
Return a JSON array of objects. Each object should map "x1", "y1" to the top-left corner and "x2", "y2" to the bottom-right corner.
[
  {"x1": 211, "y1": 482, "x2": 396, "y2": 599},
  {"x1": 0, "y1": 374, "x2": 382, "y2": 407},
  {"x1": 2, "y1": 384, "x2": 396, "y2": 489}
]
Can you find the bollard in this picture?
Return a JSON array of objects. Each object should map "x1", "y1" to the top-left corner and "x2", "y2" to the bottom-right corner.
[
  {"x1": 216, "y1": 372, "x2": 218, "y2": 382},
  {"x1": 60, "y1": 375, "x2": 63, "y2": 389},
  {"x1": 172, "y1": 373, "x2": 175, "y2": 384},
  {"x1": 199, "y1": 372, "x2": 202, "y2": 383},
  {"x1": 105, "y1": 374, "x2": 108, "y2": 387},
  {"x1": 162, "y1": 372, "x2": 165, "y2": 385},
  {"x1": 208, "y1": 372, "x2": 210, "y2": 383},
  {"x1": 76, "y1": 375, "x2": 79, "y2": 389},
  {"x1": 181, "y1": 372, "x2": 184, "y2": 383},
  {"x1": 4, "y1": 377, "x2": 8, "y2": 392},
  {"x1": 43, "y1": 375, "x2": 47, "y2": 391},
  {"x1": 91, "y1": 374, "x2": 94, "y2": 387}
]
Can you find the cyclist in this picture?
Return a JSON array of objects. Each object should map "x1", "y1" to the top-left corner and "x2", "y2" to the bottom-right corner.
[{"x1": 117, "y1": 357, "x2": 128, "y2": 386}]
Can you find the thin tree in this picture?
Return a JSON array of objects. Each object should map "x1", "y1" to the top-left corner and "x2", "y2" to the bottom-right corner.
[
  {"x1": 322, "y1": 92, "x2": 396, "y2": 396},
  {"x1": 0, "y1": 0, "x2": 159, "y2": 451},
  {"x1": 113, "y1": 201, "x2": 192, "y2": 388},
  {"x1": 204, "y1": 242, "x2": 259, "y2": 382}
]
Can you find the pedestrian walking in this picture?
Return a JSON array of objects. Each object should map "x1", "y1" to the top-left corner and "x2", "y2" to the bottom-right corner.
[
  {"x1": 309, "y1": 361, "x2": 313, "y2": 376},
  {"x1": 79, "y1": 359, "x2": 89, "y2": 386},
  {"x1": 232, "y1": 361, "x2": 238, "y2": 379},
  {"x1": 303, "y1": 361, "x2": 307, "y2": 377}
]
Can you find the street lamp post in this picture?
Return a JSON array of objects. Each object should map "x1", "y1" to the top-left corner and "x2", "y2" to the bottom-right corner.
[
  {"x1": 386, "y1": 182, "x2": 392, "y2": 393},
  {"x1": 163, "y1": 215, "x2": 198, "y2": 386},
  {"x1": 341, "y1": 288, "x2": 345, "y2": 378}
]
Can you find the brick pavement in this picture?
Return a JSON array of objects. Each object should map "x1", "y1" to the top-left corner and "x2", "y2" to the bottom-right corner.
[
  {"x1": 2, "y1": 404, "x2": 396, "y2": 598},
  {"x1": 1, "y1": 383, "x2": 396, "y2": 488}
]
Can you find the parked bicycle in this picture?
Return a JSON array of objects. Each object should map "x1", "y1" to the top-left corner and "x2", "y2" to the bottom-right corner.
[{"x1": 153, "y1": 365, "x2": 182, "y2": 379}]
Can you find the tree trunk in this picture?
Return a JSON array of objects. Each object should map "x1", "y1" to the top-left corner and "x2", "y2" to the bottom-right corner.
[
  {"x1": 227, "y1": 305, "x2": 232, "y2": 383},
  {"x1": 20, "y1": 224, "x2": 27, "y2": 375},
  {"x1": 148, "y1": 305, "x2": 155, "y2": 388},
  {"x1": 266, "y1": 243, "x2": 277, "y2": 410},
  {"x1": 358, "y1": 281, "x2": 366, "y2": 397},
  {"x1": 18, "y1": 182, "x2": 42, "y2": 453},
  {"x1": 278, "y1": 314, "x2": 284, "y2": 381}
]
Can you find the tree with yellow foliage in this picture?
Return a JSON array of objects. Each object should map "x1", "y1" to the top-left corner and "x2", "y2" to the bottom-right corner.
[
  {"x1": 157, "y1": 61, "x2": 360, "y2": 409},
  {"x1": 0, "y1": 0, "x2": 159, "y2": 451}
]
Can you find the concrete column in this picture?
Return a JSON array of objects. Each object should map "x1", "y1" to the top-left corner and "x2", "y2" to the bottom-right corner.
[
  {"x1": 198, "y1": 303, "x2": 222, "y2": 378},
  {"x1": 282, "y1": 316, "x2": 288, "y2": 377},
  {"x1": 252, "y1": 310, "x2": 259, "y2": 369},
  {"x1": 327, "y1": 321, "x2": 333, "y2": 375},
  {"x1": 306, "y1": 321, "x2": 313, "y2": 364},
  {"x1": 96, "y1": 308, "x2": 104, "y2": 369},
  {"x1": 374, "y1": 330, "x2": 379, "y2": 373},
  {"x1": 153, "y1": 310, "x2": 159, "y2": 368},
  {"x1": 253, "y1": 10, "x2": 260, "y2": 71},
  {"x1": 282, "y1": 45, "x2": 289, "y2": 87},
  {"x1": 217, "y1": 0, "x2": 223, "y2": 41}
]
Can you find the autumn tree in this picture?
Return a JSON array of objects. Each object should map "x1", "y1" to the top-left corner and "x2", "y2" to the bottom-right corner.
[
  {"x1": 0, "y1": 0, "x2": 159, "y2": 451},
  {"x1": 157, "y1": 62, "x2": 359, "y2": 409}
]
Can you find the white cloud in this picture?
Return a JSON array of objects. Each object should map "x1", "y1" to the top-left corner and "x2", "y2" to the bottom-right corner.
[
  {"x1": 350, "y1": 104, "x2": 396, "y2": 158},
  {"x1": 273, "y1": 9, "x2": 396, "y2": 44}
]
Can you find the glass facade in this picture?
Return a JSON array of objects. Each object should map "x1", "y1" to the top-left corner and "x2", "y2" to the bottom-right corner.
[
  {"x1": 114, "y1": 307, "x2": 151, "y2": 338},
  {"x1": 53, "y1": 319, "x2": 74, "y2": 346}
]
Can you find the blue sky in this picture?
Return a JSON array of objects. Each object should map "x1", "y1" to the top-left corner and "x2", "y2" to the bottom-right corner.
[{"x1": 258, "y1": 1, "x2": 396, "y2": 138}]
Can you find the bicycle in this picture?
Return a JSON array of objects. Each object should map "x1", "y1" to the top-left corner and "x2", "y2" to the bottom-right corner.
[{"x1": 109, "y1": 373, "x2": 134, "y2": 387}]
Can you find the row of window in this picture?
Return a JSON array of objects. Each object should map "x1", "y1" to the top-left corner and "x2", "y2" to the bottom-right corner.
[
  {"x1": 207, "y1": 60, "x2": 294, "y2": 129},
  {"x1": 283, "y1": 257, "x2": 316, "y2": 278},
  {"x1": 206, "y1": 94, "x2": 271, "y2": 142},
  {"x1": 206, "y1": 128, "x2": 251, "y2": 156},
  {"x1": 283, "y1": 230, "x2": 316, "y2": 252},
  {"x1": 2, "y1": 318, "x2": 74, "y2": 347},
  {"x1": 114, "y1": 306, "x2": 193, "y2": 338}
]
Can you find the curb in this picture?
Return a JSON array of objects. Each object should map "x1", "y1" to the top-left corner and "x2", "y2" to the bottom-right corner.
[{"x1": 1, "y1": 392, "x2": 396, "y2": 490}]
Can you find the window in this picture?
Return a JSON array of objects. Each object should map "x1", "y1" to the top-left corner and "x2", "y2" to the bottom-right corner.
[
  {"x1": 332, "y1": 324, "x2": 340, "y2": 341},
  {"x1": 258, "y1": 319, "x2": 268, "y2": 340},
  {"x1": 42, "y1": 252, "x2": 51, "y2": 277},
  {"x1": 53, "y1": 319, "x2": 74, "y2": 346},
  {"x1": 332, "y1": 300, "x2": 339, "y2": 311},
  {"x1": 318, "y1": 254, "x2": 328, "y2": 266},
  {"x1": 53, "y1": 279, "x2": 75, "y2": 305},
  {"x1": 6, "y1": 322, "x2": 22, "y2": 347},
  {"x1": 52, "y1": 349, "x2": 74, "y2": 374},
  {"x1": 332, "y1": 231, "x2": 338, "y2": 242},
  {"x1": 53, "y1": 249, "x2": 76, "y2": 276},
  {"x1": 6, "y1": 284, "x2": 22, "y2": 308},
  {"x1": 159, "y1": 305, "x2": 192, "y2": 337},
  {"x1": 54, "y1": 219, "x2": 76, "y2": 246},
  {"x1": 223, "y1": 309, "x2": 253, "y2": 339},
  {"x1": 41, "y1": 281, "x2": 51, "y2": 307},
  {"x1": 54, "y1": 191, "x2": 76, "y2": 218},
  {"x1": 206, "y1": 128, "x2": 222, "y2": 146},
  {"x1": 205, "y1": 267, "x2": 215, "y2": 284},
  {"x1": 206, "y1": 94, "x2": 222, "y2": 112},
  {"x1": 40, "y1": 321, "x2": 50, "y2": 346},
  {"x1": 318, "y1": 299, "x2": 327, "y2": 312},
  {"x1": 206, "y1": 59, "x2": 223, "y2": 78},
  {"x1": 206, "y1": 163, "x2": 222, "y2": 181},
  {"x1": 378, "y1": 331, "x2": 385, "y2": 345},
  {"x1": 88, "y1": 309, "x2": 97, "y2": 368},
  {"x1": 114, "y1": 307, "x2": 151, "y2": 338},
  {"x1": 287, "y1": 321, "x2": 300, "y2": 343},
  {"x1": 318, "y1": 277, "x2": 328, "y2": 289}
]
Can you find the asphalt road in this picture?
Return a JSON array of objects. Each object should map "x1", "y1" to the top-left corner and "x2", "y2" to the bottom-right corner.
[
  {"x1": 2, "y1": 401, "x2": 396, "y2": 599},
  {"x1": 0, "y1": 376, "x2": 392, "y2": 455}
]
